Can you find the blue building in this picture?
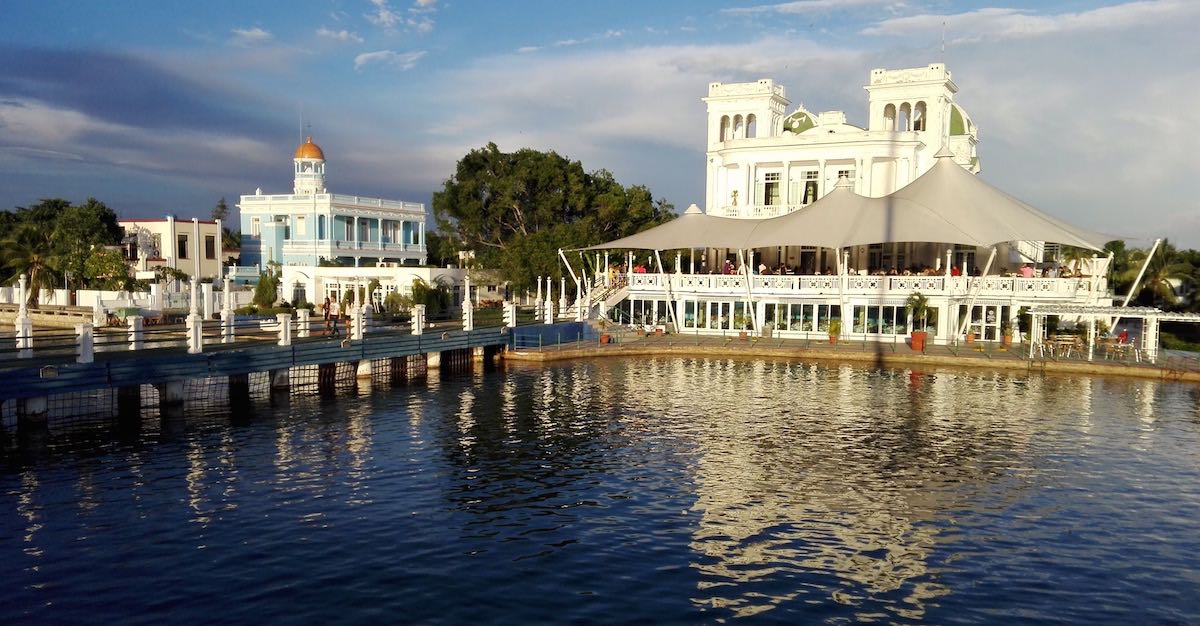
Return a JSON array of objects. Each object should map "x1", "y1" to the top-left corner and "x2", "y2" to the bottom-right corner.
[{"x1": 238, "y1": 137, "x2": 427, "y2": 269}]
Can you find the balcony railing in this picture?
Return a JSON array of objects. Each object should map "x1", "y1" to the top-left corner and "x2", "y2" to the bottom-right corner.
[
  {"x1": 706, "y1": 204, "x2": 801, "y2": 219},
  {"x1": 282, "y1": 240, "x2": 426, "y2": 255},
  {"x1": 622, "y1": 272, "x2": 1105, "y2": 300}
]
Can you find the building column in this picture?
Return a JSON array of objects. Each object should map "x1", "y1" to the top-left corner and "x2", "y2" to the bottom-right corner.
[
  {"x1": 783, "y1": 161, "x2": 792, "y2": 205},
  {"x1": 192, "y1": 218, "x2": 201, "y2": 278}
]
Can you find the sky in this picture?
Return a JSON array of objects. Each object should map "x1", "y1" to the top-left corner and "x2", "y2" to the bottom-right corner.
[{"x1": 2, "y1": 0, "x2": 1198, "y2": 247}]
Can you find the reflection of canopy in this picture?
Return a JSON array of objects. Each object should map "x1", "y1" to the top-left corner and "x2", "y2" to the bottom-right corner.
[
  {"x1": 583, "y1": 203, "x2": 760, "y2": 250},
  {"x1": 579, "y1": 150, "x2": 1111, "y2": 252}
]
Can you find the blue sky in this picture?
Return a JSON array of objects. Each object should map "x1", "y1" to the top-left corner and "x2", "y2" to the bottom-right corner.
[{"x1": 2, "y1": 0, "x2": 1198, "y2": 246}]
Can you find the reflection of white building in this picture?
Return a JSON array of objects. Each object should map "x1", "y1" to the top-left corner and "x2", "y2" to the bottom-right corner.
[
  {"x1": 120, "y1": 216, "x2": 224, "y2": 281},
  {"x1": 584, "y1": 64, "x2": 1113, "y2": 346},
  {"x1": 238, "y1": 137, "x2": 427, "y2": 270}
]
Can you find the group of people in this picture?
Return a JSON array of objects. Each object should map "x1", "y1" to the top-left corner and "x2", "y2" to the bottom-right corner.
[{"x1": 1018, "y1": 263, "x2": 1086, "y2": 278}]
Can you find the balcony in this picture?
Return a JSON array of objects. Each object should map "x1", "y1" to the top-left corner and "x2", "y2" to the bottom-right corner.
[
  {"x1": 621, "y1": 272, "x2": 1106, "y2": 302},
  {"x1": 707, "y1": 204, "x2": 801, "y2": 219}
]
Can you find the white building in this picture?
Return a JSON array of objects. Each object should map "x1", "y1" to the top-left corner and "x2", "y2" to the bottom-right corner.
[
  {"x1": 120, "y1": 216, "x2": 224, "y2": 281},
  {"x1": 582, "y1": 64, "x2": 1113, "y2": 346},
  {"x1": 237, "y1": 136, "x2": 427, "y2": 271}
]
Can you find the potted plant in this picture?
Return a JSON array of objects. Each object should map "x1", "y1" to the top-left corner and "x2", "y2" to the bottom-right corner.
[
  {"x1": 905, "y1": 291, "x2": 929, "y2": 352},
  {"x1": 827, "y1": 319, "x2": 841, "y2": 345},
  {"x1": 1001, "y1": 319, "x2": 1013, "y2": 347},
  {"x1": 598, "y1": 318, "x2": 612, "y2": 344}
]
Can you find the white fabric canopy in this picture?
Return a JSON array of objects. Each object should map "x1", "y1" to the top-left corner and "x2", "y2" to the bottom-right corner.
[
  {"x1": 580, "y1": 153, "x2": 1112, "y2": 252},
  {"x1": 744, "y1": 178, "x2": 987, "y2": 249},
  {"x1": 885, "y1": 151, "x2": 1109, "y2": 250},
  {"x1": 583, "y1": 204, "x2": 760, "y2": 250}
]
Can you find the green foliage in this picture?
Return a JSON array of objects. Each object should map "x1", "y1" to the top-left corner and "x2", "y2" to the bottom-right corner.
[
  {"x1": 827, "y1": 319, "x2": 842, "y2": 336},
  {"x1": 904, "y1": 291, "x2": 929, "y2": 331},
  {"x1": 0, "y1": 197, "x2": 123, "y2": 300},
  {"x1": 1118, "y1": 239, "x2": 1193, "y2": 310},
  {"x1": 253, "y1": 271, "x2": 280, "y2": 307},
  {"x1": 433, "y1": 142, "x2": 674, "y2": 292},
  {"x1": 410, "y1": 277, "x2": 452, "y2": 317},
  {"x1": 384, "y1": 291, "x2": 412, "y2": 314},
  {"x1": 155, "y1": 266, "x2": 190, "y2": 285},
  {"x1": 212, "y1": 197, "x2": 230, "y2": 222},
  {"x1": 84, "y1": 248, "x2": 132, "y2": 290}
]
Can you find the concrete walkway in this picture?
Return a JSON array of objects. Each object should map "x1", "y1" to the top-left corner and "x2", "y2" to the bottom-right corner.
[{"x1": 504, "y1": 330, "x2": 1200, "y2": 383}]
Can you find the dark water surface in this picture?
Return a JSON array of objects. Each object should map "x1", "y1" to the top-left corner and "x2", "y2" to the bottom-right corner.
[{"x1": 3, "y1": 358, "x2": 1200, "y2": 624}]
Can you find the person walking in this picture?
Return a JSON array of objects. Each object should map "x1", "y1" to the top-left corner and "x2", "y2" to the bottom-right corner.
[
  {"x1": 329, "y1": 297, "x2": 342, "y2": 337},
  {"x1": 322, "y1": 296, "x2": 332, "y2": 336}
]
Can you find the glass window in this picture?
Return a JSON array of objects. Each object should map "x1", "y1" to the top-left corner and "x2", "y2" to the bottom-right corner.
[
  {"x1": 205, "y1": 235, "x2": 216, "y2": 260},
  {"x1": 177, "y1": 234, "x2": 188, "y2": 259}
]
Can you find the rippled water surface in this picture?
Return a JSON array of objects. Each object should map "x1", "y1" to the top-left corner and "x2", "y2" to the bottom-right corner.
[{"x1": 3, "y1": 358, "x2": 1200, "y2": 624}]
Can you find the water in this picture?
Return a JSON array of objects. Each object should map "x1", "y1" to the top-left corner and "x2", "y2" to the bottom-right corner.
[{"x1": 3, "y1": 358, "x2": 1200, "y2": 624}]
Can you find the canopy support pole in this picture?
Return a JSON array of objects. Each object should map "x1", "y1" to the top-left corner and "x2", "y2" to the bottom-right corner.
[
  {"x1": 737, "y1": 249, "x2": 759, "y2": 333},
  {"x1": 1112, "y1": 238, "x2": 1161, "y2": 331},
  {"x1": 956, "y1": 247, "x2": 997, "y2": 340},
  {"x1": 837, "y1": 250, "x2": 849, "y2": 341},
  {"x1": 653, "y1": 250, "x2": 679, "y2": 333},
  {"x1": 559, "y1": 248, "x2": 581, "y2": 319}
]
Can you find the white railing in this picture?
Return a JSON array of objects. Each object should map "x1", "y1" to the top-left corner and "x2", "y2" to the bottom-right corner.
[
  {"x1": 707, "y1": 204, "x2": 801, "y2": 219},
  {"x1": 242, "y1": 193, "x2": 424, "y2": 215},
  {"x1": 284, "y1": 240, "x2": 426, "y2": 254},
  {"x1": 625, "y1": 273, "x2": 1103, "y2": 300}
]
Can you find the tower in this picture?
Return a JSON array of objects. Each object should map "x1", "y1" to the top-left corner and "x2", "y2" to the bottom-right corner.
[
  {"x1": 863, "y1": 63, "x2": 978, "y2": 171},
  {"x1": 293, "y1": 136, "x2": 327, "y2": 194}
]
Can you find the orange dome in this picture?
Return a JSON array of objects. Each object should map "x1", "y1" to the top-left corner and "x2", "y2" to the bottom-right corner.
[{"x1": 294, "y1": 136, "x2": 325, "y2": 160}]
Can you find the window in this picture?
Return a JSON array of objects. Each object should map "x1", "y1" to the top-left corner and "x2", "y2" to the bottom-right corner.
[
  {"x1": 764, "y1": 172, "x2": 780, "y2": 206},
  {"x1": 837, "y1": 169, "x2": 855, "y2": 180},
  {"x1": 251, "y1": 217, "x2": 261, "y2": 237},
  {"x1": 806, "y1": 171, "x2": 820, "y2": 203},
  {"x1": 296, "y1": 215, "x2": 307, "y2": 237},
  {"x1": 205, "y1": 235, "x2": 216, "y2": 260},
  {"x1": 177, "y1": 234, "x2": 188, "y2": 259}
]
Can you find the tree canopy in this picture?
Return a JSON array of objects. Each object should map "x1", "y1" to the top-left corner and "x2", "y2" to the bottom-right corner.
[
  {"x1": 1, "y1": 197, "x2": 124, "y2": 303},
  {"x1": 433, "y1": 143, "x2": 675, "y2": 292}
]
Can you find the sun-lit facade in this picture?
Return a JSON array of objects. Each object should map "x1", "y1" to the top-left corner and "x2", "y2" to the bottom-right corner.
[
  {"x1": 593, "y1": 64, "x2": 1113, "y2": 346},
  {"x1": 238, "y1": 136, "x2": 427, "y2": 270}
]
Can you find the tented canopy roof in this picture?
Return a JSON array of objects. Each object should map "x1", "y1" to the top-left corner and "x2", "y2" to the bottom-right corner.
[
  {"x1": 744, "y1": 177, "x2": 988, "y2": 249},
  {"x1": 579, "y1": 151, "x2": 1112, "y2": 252},
  {"x1": 583, "y1": 203, "x2": 760, "y2": 250},
  {"x1": 884, "y1": 149, "x2": 1109, "y2": 250}
]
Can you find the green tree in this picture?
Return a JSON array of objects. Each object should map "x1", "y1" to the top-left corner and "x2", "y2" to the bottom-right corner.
[
  {"x1": 410, "y1": 277, "x2": 452, "y2": 317},
  {"x1": 52, "y1": 198, "x2": 124, "y2": 288},
  {"x1": 1104, "y1": 240, "x2": 1132, "y2": 295},
  {"x1": 253, "y1": 271, "x2": 280, "y2": 308},
  {"x1": 212, "y1": 197, "x2": 230, "y2": 222},
  {"x1": 84, "y1": 248, "x2": 133, "y2": 291},
  {"x1": 1119, "y1": 240, "x2": 1193, "y2": 309},
  {"x1": 433, "y1": 143, "x2": 674, "y2": 292},
  {"x1": 0, "y1": 222, "x2": 60, "y2": 305}
]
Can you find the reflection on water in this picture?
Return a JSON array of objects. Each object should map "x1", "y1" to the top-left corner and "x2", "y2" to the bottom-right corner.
[{"x1": 3, "y1": 358, "x2": 1200, "y2": 624}]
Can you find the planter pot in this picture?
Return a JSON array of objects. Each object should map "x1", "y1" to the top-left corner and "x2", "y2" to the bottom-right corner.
[
  {"x1": 738, "y1": 331, "x2": 749, "y2": 341},
  {"x1": 600, "y1": 333, "x2": 611, "y2": 344},
  {"x1": 910, "y1": 330, "x2": 928, "y2": 352},
  {"x1": 965, "y1": 332, "x2": 976, "y2": 344},
  {"x1": 828, "y1": 335, "x2": 838, "y2": 345},
  {"x1": 654, "y1": 328, "x2": 663, "y2": 337},
  {"x1": 1001, "y1": 334, "x2": 1013, "y2": 347}
]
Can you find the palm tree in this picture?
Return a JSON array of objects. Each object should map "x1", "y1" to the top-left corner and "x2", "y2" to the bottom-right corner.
[
  {"x1": 1120, "y1": 240, "x2": 1193, "y2": 309},
  {"x1": 1, "y1": 222, "x2": 62, "y2": 305}
]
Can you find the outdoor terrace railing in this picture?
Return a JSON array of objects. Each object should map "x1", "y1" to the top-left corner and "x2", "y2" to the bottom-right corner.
[{"x1": 627, "y1": 273, "x2": 1104, "y2": 299}]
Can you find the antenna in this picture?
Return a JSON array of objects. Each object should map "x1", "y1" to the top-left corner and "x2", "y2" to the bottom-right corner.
[{"x1": 941, "y1": 20, "x2": 946, "y2": 61}]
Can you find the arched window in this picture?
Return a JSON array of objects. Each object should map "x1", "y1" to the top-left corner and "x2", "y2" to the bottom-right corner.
[
  {"x1": 746, "y1": 114, "x2": 757, "y2": 138},
  {"x1": 883, "y1": 104, "x2": 896, "y2": 131},
  {"x1": 914, "y1": 101, "x2": 927, "y2": 131},
  {"x1": 302, "y1": 162, "x2": 311, "y2": 172},
  {"x1": 899, "y1": 103, "x2": 912, "y2": 132},
  {"x1": 720, "y1": 115, "x2": 730, "y2": 142},
  {"x1": 733, "y1": 115, "x2": 744, "y2": 140}
]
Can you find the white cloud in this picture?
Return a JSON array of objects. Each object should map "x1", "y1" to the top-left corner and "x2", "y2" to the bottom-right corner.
[
  {"x1": 316, "y1": 27, "x2": 364, "y2": 43},
  {"x1": 367, "y1": 0, "x2": 402, "y2": 30},
  {"x1": 723, "y1": 0, "x2": 906, "y2": 16},
  {"x1": 862, "y1": 0, "x2": 1200, "y2": 41},
  {"x1": 550, "y1": 29, "x2": 625, "y2": 48},
  {"x1": 516, "y1": 46, "x2": 541, "y2": 54},
  {"x1": 354, "y1": 49, "x2": 427, "y2": 71},
  {"x1": 414, "y1": 0, "x2": 437, "y2": 8},
  {"x1": 230, "y1": 27, "x2": 273, "y2": 47}
]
